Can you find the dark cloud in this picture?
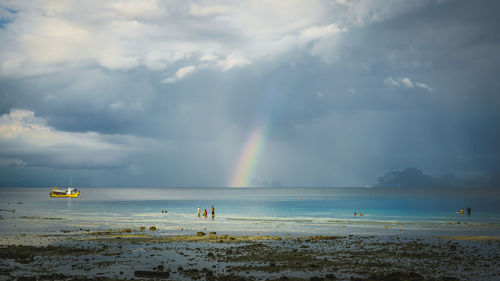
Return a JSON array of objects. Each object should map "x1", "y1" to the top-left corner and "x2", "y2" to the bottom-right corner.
[{"x1": 0, "y1": 0, "x2": 499, "y2": 187}]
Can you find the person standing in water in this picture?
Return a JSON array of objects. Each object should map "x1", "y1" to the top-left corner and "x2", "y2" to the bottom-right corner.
[
  {"x1": 203, "y1": 209, "x2": 208, "y2": 218},
  {"x1": 211, "y1": 205, "x2": 215, "y2": 217},
  {"x1": 197, "y1": 206, "x2": 201, "y2": 217}
]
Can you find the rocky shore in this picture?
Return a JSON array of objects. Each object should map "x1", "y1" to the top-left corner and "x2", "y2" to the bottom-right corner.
[{"x1": 1, "y1": 228, "x2": 499, "y2": 280}]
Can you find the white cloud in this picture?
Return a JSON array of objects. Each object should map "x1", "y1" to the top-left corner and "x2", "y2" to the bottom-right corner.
[
  {"x1": 163, "y1": 53, "x2": 251, "y2": 83},
  {"x1": 299, "y1": 24, "x2": 344, "y2": 41},
  {"x1": 0, "y1": 1, "x2": 428, "y2": 80},
  {"x1": 383, "y1": 76, "x2": 400, "y2": 87},
  {"x1": 0, "y1": 109, "x2": 149, "y2": 168},
  {"x1": 216, "y1": 53, "x2": 252, "y2": 72},
  {"x1": 415, "y1": 82, "x2": 433, "y2": 93},
  {"x1": 175, "y1": 65, "x2": 197, "y2": 79},
  {"x1": 199, "y1": 53, "x2": 218, "y2": 62},
  {"x1": 109, "y1": 101, "x2": 124, "y2": 110},
  {"x1": 162, "y1": 65, "x2": 197, "y2": 84},
  {"x1": 384, "y1": 76, "x2": 433, "y2": 92},
  {"x1": 0, "y1": 1, "x2": 342, "y2": 79},
  {"x1": 109, "y1": 99, "x2": 143, "y2": 111},
  {"x1": 189, "y1": 3, "x2": 231, "y2": 17},
  {"x1": 109, "y1": 0, "x2": 165, "y2": 19},
  {"x1": 399, "y1": 77, "x2": 414, "y2": 88}
]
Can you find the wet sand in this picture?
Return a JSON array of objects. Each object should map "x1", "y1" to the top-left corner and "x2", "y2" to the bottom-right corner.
[
  {"x1": 437, "y1": 235, "x2": 500, "y2": 241},
  {"x1": 1, "y1": 228, "x2": 499, "y2": 280}
]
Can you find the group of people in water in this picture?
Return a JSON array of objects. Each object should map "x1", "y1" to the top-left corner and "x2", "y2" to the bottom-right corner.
[
  {"x1": 197, "y1": 205, "x2": 215, "y2": 218},
  {"x1": 457, "y1": 207, "x2": 471, "y2": 216}
]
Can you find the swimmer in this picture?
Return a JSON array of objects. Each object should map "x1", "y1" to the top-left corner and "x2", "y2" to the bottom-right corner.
[
  {"x1": 354, "y1": 212, "x2": 357, "y2": 216},
  {"x1": 197, "y1": 206, "x2": 201, "y2": 217}
]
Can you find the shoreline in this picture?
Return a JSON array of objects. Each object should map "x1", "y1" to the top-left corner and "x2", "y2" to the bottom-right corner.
[
  {"x1": 1, "y1": 228, "x2": 499, "y2": 280},
  {"x1": 436, "y1": 235, "x2": 500, "y2": 241},
  {"x1": 3, "y1": 212, "x2": 500, "y2": 240}
]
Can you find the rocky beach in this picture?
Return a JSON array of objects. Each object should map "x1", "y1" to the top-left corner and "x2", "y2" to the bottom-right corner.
[{"x1": 1, "y1": 228, "x2": 499, "y2": 281}]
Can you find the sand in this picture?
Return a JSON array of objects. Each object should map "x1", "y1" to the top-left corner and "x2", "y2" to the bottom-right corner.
[
  {"x1": 437, "y1": 235, "x2": 500, "y2": 241},
  {"x1": 1, "y1": 228, "x2": 499, "y2": 280}
]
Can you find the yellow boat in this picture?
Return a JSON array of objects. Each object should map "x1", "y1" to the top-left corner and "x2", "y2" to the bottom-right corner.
[{"x1": 50, "y1": 186, "x2": 80, "y2": 198}]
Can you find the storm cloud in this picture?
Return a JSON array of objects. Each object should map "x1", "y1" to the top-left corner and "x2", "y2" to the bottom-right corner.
[{"x1": 0, "y1": 0, "x2": 499, "y2": 187}]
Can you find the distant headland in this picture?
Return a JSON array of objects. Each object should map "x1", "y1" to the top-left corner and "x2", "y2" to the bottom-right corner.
[{"x1": 376, "y1": 168, "x2": 500, "y2": 188}]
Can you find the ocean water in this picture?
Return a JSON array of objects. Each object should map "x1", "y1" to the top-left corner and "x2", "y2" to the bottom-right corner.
[{"x1": 1, "y1": 187, "x2": 500, "y2": 237}]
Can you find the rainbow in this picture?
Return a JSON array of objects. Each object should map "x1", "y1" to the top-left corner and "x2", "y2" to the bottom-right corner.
[{"x1": 229, "y1": 125, "x2": 266, "y2": 187}]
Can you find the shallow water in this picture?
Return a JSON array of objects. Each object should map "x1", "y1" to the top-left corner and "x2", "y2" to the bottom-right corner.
[{"x1": 1, "y1": 187, "x2": 499, "y2": 236}]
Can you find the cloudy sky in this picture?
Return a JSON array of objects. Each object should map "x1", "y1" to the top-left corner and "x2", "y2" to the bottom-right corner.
[{"x1": 0, "y1": 0, "x2": 499, "y2": 187}]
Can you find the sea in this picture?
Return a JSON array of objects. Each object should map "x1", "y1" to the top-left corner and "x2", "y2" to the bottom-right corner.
[{"x1": 1, "y1": 187, "x2": 500, "y2": 237}]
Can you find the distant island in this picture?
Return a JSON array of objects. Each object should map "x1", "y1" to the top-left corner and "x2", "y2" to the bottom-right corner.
[
  {"x1": 250, "y1": 179, "x2": 282, "y2": 187},
  {"x1": 376, "y1": 168, "x2": 500, "y2": 188}
]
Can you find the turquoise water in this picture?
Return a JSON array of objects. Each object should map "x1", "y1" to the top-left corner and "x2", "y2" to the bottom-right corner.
[{"x1": 1, "y1": 187, "x2": 499, "y2": 236}]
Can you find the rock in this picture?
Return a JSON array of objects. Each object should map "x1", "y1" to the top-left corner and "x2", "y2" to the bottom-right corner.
[
  {"x1": 367, "y1": 271, "x2": 425, "y2": 281},
  {"x1": 310, "y1": 276, "x2": 324, "y2": 281},
  {"x1": 197, "y1": 231, "x2": 206, "y2": 236},
  {"x1": 325, "y1": 274, "x2": 337, "y2": 280},
  {"x1": 309, "y1": 263, "x2": 320, "y2": 268},
  {"x1": 149, "y1": 226, "x2": 157, "y2": 231},
  {"x1": 441, "y1": 277, "x2": 460, "y2": 281},
  {"x1": 209, "y1": 231, "x2": 216, "y2": 235},
  {"x1": 134, "y1": 271, "x2": 170, "y2": 278}
]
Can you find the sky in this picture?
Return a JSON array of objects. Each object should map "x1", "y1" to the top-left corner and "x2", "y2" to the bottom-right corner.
[{"x1": 0, "y1": 0, "x2": 499, "y2": 187}]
